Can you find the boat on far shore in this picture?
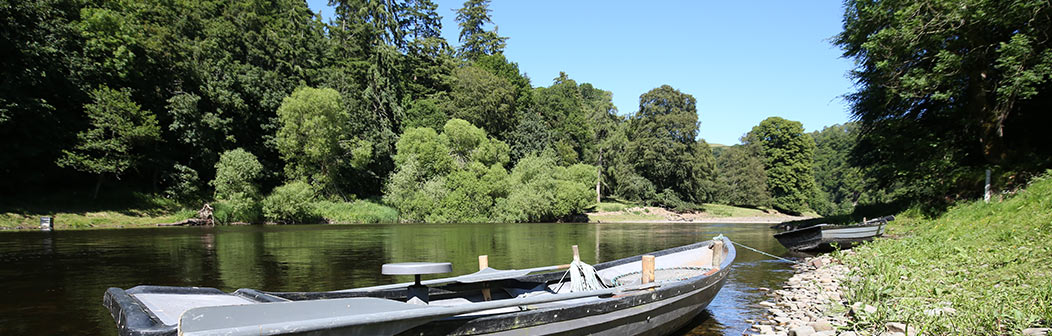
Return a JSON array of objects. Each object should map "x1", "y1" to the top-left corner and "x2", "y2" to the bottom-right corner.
[{"x1": 773, "y1": 216, "x2": 893, "y2": 252}]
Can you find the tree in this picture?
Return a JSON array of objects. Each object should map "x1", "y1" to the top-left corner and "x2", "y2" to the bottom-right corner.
[
  {"x1": 447, "y1": 66, "x2": 518, "y2": 136},
  {"x1": 455, "y1": 0, "x2": 507, "y2": 60},
  {"x1": 211, "y1": 148, "x2": 263, "y2": 200},
  {"x1": 624, "y1": 85, "x2": 717, "y2": 204},
  {"x1": 835, "y1": 0, "x2": 1052, "y2": 202},
  {"x1": 745, "y1": 117, "x2": 816, "y2": 214},
  {"x1": 810, "y1": 123, "x2": 865, "y2": 215},
  {"x1": 276, "y1": 87, "x2": 372, "y2": 195},
  {"x1": 57, "y1": 87, "x2": 160, "y2": 198},
  {"x1": 715, "y1": 143, "x2": 770, "y2": 208}
]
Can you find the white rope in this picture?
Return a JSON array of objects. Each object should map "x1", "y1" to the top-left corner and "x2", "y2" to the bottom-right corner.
[
  {"x1": 569, "y1": 259, "x2": 606, "y2": 292},
  {"x1": 730, "y1": 240, "x2": 797, "y2": 263}
]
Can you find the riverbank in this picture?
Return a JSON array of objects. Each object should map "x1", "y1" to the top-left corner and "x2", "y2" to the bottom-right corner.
[
  {"x1": 750, "y1": 172, "x2": 1052, "y2": 335},
  {"x1": 587, "y1": 203, "x2": 814, "y2": 224}
]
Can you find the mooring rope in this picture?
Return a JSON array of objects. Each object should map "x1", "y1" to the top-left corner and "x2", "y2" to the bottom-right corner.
[{"x1": 718, "y1": 237, "x2": 797, "y2": 264}]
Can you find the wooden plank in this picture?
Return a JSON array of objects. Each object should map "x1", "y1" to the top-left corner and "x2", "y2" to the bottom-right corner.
[{"x1": 478, "y1": 255, "x2": 491, "y2": 301}]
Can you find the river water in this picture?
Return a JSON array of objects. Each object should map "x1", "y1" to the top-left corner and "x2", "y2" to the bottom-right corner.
[{"x1": 0, "y1": 222, "x2": 798, "y2": 335}]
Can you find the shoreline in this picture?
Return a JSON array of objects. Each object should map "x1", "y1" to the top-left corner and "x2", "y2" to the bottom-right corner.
[{"x1": 748, "y1": 254, "x2": 857, "y2": 336}]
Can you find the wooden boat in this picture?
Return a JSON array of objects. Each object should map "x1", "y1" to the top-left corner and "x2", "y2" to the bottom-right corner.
[
  {"x1": 773, "y1": 216, "x2": 893, "y2": 252},
  {"x1": 103, "y1": 237, "x2": 735, "y2": 336}
]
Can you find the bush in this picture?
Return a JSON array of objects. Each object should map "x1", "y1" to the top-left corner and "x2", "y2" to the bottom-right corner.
[
  {"x1": 262, "y1": 181, "x2": 318, "y2": 224},
  {"x1": 163, "y1": 164, "x2": 201, "y2": 205},
  {"x1": 312, "y1": 200, "x2": 399, "y2": 224},
  {"x1": 213, "y1": 192, "x2": 261, "y2": 224},
  {"x1": 212, "y1": 149, "x2": 263, "y2": 199}
]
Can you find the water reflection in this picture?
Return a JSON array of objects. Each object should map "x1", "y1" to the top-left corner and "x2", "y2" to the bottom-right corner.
[{"x1": 0, "y1": 222, "x2": 797, "y2": 335}]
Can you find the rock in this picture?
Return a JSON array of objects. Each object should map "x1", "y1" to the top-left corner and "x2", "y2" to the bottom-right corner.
[
  {"x1": 838, "y1": 333, "x2": 858, "y2": 336},
  {"x1": 775, "y1": 316, "x2": 792, "y2": 325},
  {"x1": 864, "y1": 304, "x2": 877, "y2": 314},
  {"x1": 789, "y1": 325, "x2": 816, "y2": 336},
  {"x1": 756, "y1": 325, "x2": 774, "y2": 334},
  {"x1": 760, "y1": 301, "x2": 776, "y2": 307},
  {"x1": 811, "y1": 258, "x2": 826, "y2": 268},
  {"x1": 886, "y1": 322, "x2": 918, "y2": 336},
  {"x1": 759, "y1": 287, "x2": 771, "y2": 292},
  {"x1": 809, "y1": 319, "x2": 833, "y2": 332},
  {"x1": 1023, "y1": 328, "x2": 1050, "y2": 336},
  {"x1": 813, "y1": 332, "x2": 836, "y2": 336}
]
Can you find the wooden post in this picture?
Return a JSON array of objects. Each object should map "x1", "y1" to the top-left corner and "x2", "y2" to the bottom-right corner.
[
  {"x1": 478, "y1": 255, "x2": 491, "y2": 301},
  {"x1": 572, "y1": 245, "x2": 580, "y2": 262},
  {"x1": 711, "y1": 240, "x2": 724, "y2": 267},
  {"x1": 641, "y1": 255, "x2": 655, "y2": 284}
]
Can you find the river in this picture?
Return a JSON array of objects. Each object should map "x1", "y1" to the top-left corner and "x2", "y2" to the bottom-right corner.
[{"x1": 0, "y1": 222, "x2": 798, "y2": 335}]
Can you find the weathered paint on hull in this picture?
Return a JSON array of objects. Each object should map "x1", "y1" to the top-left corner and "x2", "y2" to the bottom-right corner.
[
  {"x1": 774, "y1": 223, "x2": 885, "y2": 252},
  {"x1": 403, "y1": 271, "x2": 728, "y2": 336}
]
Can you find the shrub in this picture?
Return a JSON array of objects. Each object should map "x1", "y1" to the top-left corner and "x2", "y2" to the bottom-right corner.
[
  {"x1": 262, "y1": 181, "x2": 318, "y2": 224},
  {"x1": 213, "y1": 192, "x2": 261, "y2": 224},
  {"x1": 212, "y1": 149, "x2": 263, "y2": 199},
  {"x1": 312, "y1": 200, "x2": 399, "y2": 224},
  {"x1": 163, "y1": 164, "x2": 201, "y2": 205}
]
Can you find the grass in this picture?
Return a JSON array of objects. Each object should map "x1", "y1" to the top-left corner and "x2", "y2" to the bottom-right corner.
[
  {"x1": 835, "y1": 172, "x2": 1052, "y2": 334},
  {"x1": 698, "y1": 203, "x2": 772, "y2": 217},
  {"x1": 312, "y1": 199, "x2": 399, "y2": 224},
  {"x1": 0, "y1": 191, "x2": 197, "y2": 230}
]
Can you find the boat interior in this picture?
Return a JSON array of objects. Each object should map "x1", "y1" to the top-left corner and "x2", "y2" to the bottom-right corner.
[{"x1": 107, "y1": 240, "x2": 731, "y2": 328}]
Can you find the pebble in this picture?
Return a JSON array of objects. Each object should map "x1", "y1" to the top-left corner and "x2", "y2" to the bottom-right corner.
[
  {"x1": 810, "y1": 319, "x2": 833, "y2": 332},
  {"x1": 886, "y1": 322, "x2": 918, "y2": 336},
  {"x1": 789, "y1": 325, "x2": 815, "y2": 336},
  {"x1": 1024, "y1": 328, "x2": 1050, "y2": 336},
  {"x1": 746, "y1": 254, "x2": 852, "y2": 336}
]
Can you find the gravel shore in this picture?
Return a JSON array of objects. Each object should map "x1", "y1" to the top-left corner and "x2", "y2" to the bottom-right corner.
[{"x1": 747, "y1": 253, "x2": 865, "y2": 336}]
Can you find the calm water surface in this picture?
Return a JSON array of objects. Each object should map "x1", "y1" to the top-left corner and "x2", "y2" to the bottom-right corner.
[{"x1": 0, "y1": 222, "x2": 798, "y2": 335}]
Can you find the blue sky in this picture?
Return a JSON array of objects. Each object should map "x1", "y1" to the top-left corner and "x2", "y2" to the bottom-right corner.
[{"x1": 306, "y1": 1, "x2": 855, "y2": 145}]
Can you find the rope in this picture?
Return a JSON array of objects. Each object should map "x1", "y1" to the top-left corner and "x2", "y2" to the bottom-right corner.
[{"x1": 732, "y1": 241, "x2": 795, "y2": 264}]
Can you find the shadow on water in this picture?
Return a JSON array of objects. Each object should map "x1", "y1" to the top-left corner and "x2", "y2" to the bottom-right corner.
[{"x1": 0, "y1": 222, "x2": 799, "y2": 335}]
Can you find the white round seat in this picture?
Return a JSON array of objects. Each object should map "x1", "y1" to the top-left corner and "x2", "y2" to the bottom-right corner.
[{"x1": 381, "y1": 262, "x2": 452, "y2": 275}]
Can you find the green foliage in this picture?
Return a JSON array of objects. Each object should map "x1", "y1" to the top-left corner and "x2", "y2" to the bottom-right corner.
[
  {"x1": 840, "y1": 171, "x2": 1052, "y2": 334},
  {"x1": 403, "y1": 98, "x2": 448, "y2": 130},
  {"x1": 497, "y1": 154, "x2": 596, "y2": 222},
  {"x1": 809, "y1": 123, "x2": 872, "y2": 216},
  {"x1": 212, "y1": 149, "x2": 263, "y2": 200},
  {"x1": 622, "y1": 85, "x2": 716, "y2": 204},
  {"x1": 715, "y1": 143, "x2": 770, "y2": 208},
  {"x1": 262, "y1": 181, "x2": 318, "y2": 224},
  {"x1": 311, "y1": 200, "x2": 399, "y2": 224},
  {"x1": 455, "y1": 0, "x2": 507, "y2": 60},
  {"x1": 57, "y1": 86, "x2": 160, "y2": 179},
  {"x1": 386, "y1": 120, "x2": 594, "y2": 223},
  {"x1": 746, "y1": 117, "x2": 816, "y2": 214},
  {"x1": 447, "y1": 66, "x2": 518, "y2": 137},
  {"x1": 213, "y1": 192, "x2": 261, "y2": 224},
  {"x1": 276, "y1": 87, "x2": 372, "y2": 194},
  {"x1": 836, "y1": 0, "x2": 1052, "y2": 204},
  {"x1": 162, "y1": 164, "x2": 202, "y2": 205}
]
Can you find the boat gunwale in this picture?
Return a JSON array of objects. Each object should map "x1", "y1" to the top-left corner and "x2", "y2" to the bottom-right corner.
[{"x1": 104, "y1": 239, "x2": 736, "y2": 336}]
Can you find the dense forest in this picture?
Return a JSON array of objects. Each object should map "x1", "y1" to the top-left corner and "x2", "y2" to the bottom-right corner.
[{"x1": 2, "y1": 0, "x2": 1050, "y2": 223}]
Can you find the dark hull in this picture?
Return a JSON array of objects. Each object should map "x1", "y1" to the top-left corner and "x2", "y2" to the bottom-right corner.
[
  {"x1": 398, "y1": 263, "x2": 730, "y2": 336},
  {"x1": 773, "y1": 223, "x2": 885, "y2": 252},
  {"x1": 104, "y1": 240, "x2": 735, "y2": 336}
]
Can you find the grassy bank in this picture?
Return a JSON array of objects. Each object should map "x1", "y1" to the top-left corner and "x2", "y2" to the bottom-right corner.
[
  {"x1": 587, "y1": 200, "x2": 808, "y2": 223},
  {"x1": 1, "y1": 191, "x2": 399, "y2": 231},
  {"x1": 837, "y1": 173, "x2": 1052, "y2": 334}
]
